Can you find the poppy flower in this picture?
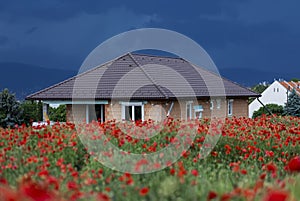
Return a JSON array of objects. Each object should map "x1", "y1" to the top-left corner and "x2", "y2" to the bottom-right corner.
[
  {"x1": 207, "y1": 191, "x2": 217, "y2": 200},
  {"x1": 139, "y1": 187, "x2": 149, "y2": 196},
  {"x1": 287, "y1": 156, "x2": 300, "y2": 173},
  {"x1": 191, "y1": 169, "x2": 198, "y2": 177},
  {"x1": 263, "y1": 190, "x2": 289, "y2": 201}
]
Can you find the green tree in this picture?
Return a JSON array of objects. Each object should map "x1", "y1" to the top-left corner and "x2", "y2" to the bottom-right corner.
[
  {"x1": 283, "y1": 89, "x2": 300, "y2": 117},
  {"x1": 0, "y1": 88, "x2": 23, "y2": 128},
  {"x1": 21, "y1": 101, "x2": 43, "y2": 125},
  {"x1": 290, "y1": 78, "x2": 300, "y2": 82},
  {"x1": 252, "y1": 103, "x2": 284, "y2": 118},
  {"x1": 49, "y1": 104, "x2": 66, "y2": 122},
  {"x1": 251, "y1": 83, "x2": 269, "y2": 94}
]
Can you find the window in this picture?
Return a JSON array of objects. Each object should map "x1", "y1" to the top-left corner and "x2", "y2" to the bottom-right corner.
[
  {"x1": 121, "y1": 102, "x2": 144, "y2": 121},
  {"x1": 86, "y1": 104, "x2": 105, "y2": 123},
  {"x1": 274, "y1": 88, "x2": 276, "y2": 92},
  {"x1": 277, "y1": 88, "x2": 279, "y2": 92},
  {"x1": 210, "y1": 100, "x2": 214, "y2": 110},
  {"x1": 186, "y1": 101, "x2": 193, "y2": 120},
  {"x1": 194, "y1": 105, "x2": 203, "y2": 119},
  {"x1": 228, "y1": 99, "x2": 233, "y2": 116},
  {"x1": 216, "y1": 99, "x2": 221, "y2": 109}
]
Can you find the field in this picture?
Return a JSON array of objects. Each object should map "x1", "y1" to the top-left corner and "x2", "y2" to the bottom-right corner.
[{"x1": 1, "y1": 115, "x2": 300, "y2": 201}]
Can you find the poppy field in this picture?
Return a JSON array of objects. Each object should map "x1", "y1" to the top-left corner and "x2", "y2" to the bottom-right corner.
[{"x1": 1, "y1": 115, "x2": 300, "y2": 201}]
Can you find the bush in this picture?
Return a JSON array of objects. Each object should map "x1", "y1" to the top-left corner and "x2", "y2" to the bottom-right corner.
[
  {"x1": 252, "y1": 103, "x2": 284, "y2": 118},
  {"x1": 49, "y1": 104, "x2": 66, "y2": 122},
  {"x1": 21, "y1": 101, "x2": 43, "y2": 125},
  {"x1": 0, "y1": 88, "x2": 23, "y2": 128}
]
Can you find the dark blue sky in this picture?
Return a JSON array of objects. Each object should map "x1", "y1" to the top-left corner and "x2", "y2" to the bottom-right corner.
[{"x1": 0, "y1": 0, "x2": 299, "y2": 74}]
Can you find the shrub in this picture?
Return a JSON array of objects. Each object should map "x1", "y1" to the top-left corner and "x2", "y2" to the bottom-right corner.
[{"x1": 252, "y1": 103, "x2": 284, "y2": 118}]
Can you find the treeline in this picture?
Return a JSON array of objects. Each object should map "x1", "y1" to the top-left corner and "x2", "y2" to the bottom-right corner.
[{"x1": 0, "y1": 88, "x2": 66, "y2": 128}]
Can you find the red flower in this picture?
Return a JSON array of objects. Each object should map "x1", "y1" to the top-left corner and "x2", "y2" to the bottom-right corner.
[
  {"x1": 21, "y1": 182, "x2": 54, "y2": 201},
  {"x1": 67, "y1": 181, "x2": 78, "y2": 190},
  {"x1": 287, "y1": 156, "x2": 300, "y2": 172},
  {"x1": 139, "y1": 187, "x2": 149, "y2": 196},
  {"x1": 266, "y1": 162, "x2": 277, "y2": 174},
  {"x1": 207, "y1": 191, "x2": 217, "y2": 200},
  {"x1": 191, "y1": 169, "x2": 198, "y2": 177},
  {"x1": 97, "y1": 192, "x2": 110, "y2": 201},
  {"x1": 263, "y1": 190, "x2": 289, "y2": 201}
]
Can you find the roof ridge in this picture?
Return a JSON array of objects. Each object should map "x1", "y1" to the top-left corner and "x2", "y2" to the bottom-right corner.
[
  {"x1": 131, "y1": 52, "x2": 182, "y2": 60},
  {"x1": 129, "y1": 53, "x2": 169, "y2": 99}
]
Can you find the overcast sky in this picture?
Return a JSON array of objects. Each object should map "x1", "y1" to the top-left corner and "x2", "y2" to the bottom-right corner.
[{"x1": 0, "y1": 0, "x2": 299, "y2": 73}]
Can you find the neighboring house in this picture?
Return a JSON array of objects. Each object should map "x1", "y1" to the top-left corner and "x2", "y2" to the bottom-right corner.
[
  {"x1": 249, "y1": 80, "x2": 300, "y2": 118},
  {"x1": 26, "y1": 53, "x2": 259, "y2": 123}
]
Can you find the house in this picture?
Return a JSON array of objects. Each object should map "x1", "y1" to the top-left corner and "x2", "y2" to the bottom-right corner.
[
  {"x1": 26, "y1": 53, "x2": 259, "y2": 123},
  {"x1": 249, "y1": 80, "x2": 300, "y2": 118}
]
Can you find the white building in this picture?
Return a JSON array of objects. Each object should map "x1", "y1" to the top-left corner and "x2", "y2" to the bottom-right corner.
[{"x1": 249, "y1": 80, "x2": 300, "y2": 118}]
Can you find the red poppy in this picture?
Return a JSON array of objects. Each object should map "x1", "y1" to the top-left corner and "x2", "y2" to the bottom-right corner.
[
  {"x1": 191, "y1": 169, "x2": 198, "y2": 177},
  {"x1": 207, "y1": 191, "x2": 217, "y2": 200},
  {"x1": 287, "y1": 156, "x2": 300, "y2": 172},
  {"x1": 266, "y1": 162, "x2": 277, "y2": 174},
  {"x1": 263, "y1": 190, "x2": 289, "y2": 201},
  {"x1": 21, "y1": 182, "x2": 55, "y2": 201},
  {"x1": 139, "y1": 187, "x2": 149, "y2": 196}
]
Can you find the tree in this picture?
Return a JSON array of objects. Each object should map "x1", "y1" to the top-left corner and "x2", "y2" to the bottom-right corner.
[
  {"x1": 290, "y1": 78, "x2": 300, "y2": 82},
  {"x1": 252, "y1": 104, "x2": 284, "y2": 118},
  {"x1": 251, "y1": 82, "x2": 269, "y2": 94},
  {"x1": 21, "y1": 101, "x2": 43, "y2": 125},
  {"x1": 49, "y1": 104, "x2": 66, "y2": 122},
  {"x1": 283, "y1": 89, "x2": 300, "y2": 117},
  {"x1": 0, "y1": 88, "x2": 23, "y2": 128}
]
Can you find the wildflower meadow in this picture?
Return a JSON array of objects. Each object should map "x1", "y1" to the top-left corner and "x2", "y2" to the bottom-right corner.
[{"x1": 1, "y1": 115, "x2": 300, "y2": 200}]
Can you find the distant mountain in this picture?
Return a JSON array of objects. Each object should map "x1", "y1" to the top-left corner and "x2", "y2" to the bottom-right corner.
[
  {"x1": 219, "y1": 68, "x2": 300, "y2": 87},
  {"x1": 0, "y1": 62, "x2": 76, "y2": 100}
]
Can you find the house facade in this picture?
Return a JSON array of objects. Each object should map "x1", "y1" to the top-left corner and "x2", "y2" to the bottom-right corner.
[
  {"x1": 26, "y1": 53, "x2": 259, "y2": 123},
  {"x1": 249, "y1": 80, "x2": 300, "y2": 118}
]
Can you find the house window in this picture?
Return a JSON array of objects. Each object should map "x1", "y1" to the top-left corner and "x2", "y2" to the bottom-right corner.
[
  {"x1": 277, "y1": 88, "x2": 279, "y2": 92},
  {"x1": 228, "y1": 99, "x2": 233, "y2": 116},
  {"x1": 274, "y1": 88, "x2": 276, "y2": 92},
  {"x1": 216, "y1": 99, "x2": 221, "y2": 109},
  {"x1": 194, "y1": 105, "x2": 203, "y2": 119},
  {"x1": 121, "y1": 102, "x2": 144, "y2": 121},
  {"x1": 186, "y1": 101, "x2": 193, "y2": 120},
  {"x1": 210, "y1": 100, "x2": 214, "y2": 110}
]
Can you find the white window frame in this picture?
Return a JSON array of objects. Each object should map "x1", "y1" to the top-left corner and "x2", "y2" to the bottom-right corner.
[
  {"x1": 186, "y1": 101, "x2": 193, "y2": 120},
  {"x1": 228, "y1": 99, "x2": 233, "y2": 116},
  {"x1": 210, "y1": 100, "x2": 214, "y2": 110},
  {"x1": 120, "y1": 102, "x2": 144, "y2": 121}
]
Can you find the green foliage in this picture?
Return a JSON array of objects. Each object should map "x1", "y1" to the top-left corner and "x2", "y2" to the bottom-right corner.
[
  {"x1": 0, "y1": 88, "x2": 23, "y2": 128},
  {"x1": 21, "y1": 101, "x2": 43, "y2": 125},
  {"x1": 251, "y1": 83, "x2": 269, "y2": 94},
  {"x1": 290, "y1": 78, "x2": 300, "y2": 82},
  {"x1": 283, "y1": 89, "x2": 300, "y2": 117},
  {"x1": 252, "y1": 103, "x2": 284, "y2": 118},
  {"x1": 49, "y1": 104, "x2": 66, "y2": 122}
]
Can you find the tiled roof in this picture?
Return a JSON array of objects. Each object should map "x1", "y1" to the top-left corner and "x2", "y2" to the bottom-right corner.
[
  {"x1": 279, "y1": 81, "x2": 300, "y2": 95},
  {"x1": 26, "y1": 53, "x2": 260, "y2": 100}
]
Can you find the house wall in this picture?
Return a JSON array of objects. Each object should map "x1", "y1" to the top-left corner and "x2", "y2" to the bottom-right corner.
[
  {"x1": 65, "y1": 97, "x2": 249, "y2": 123},
  {"x1": 249, "y1": 81, "x2": 288, "y2": 118}
]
